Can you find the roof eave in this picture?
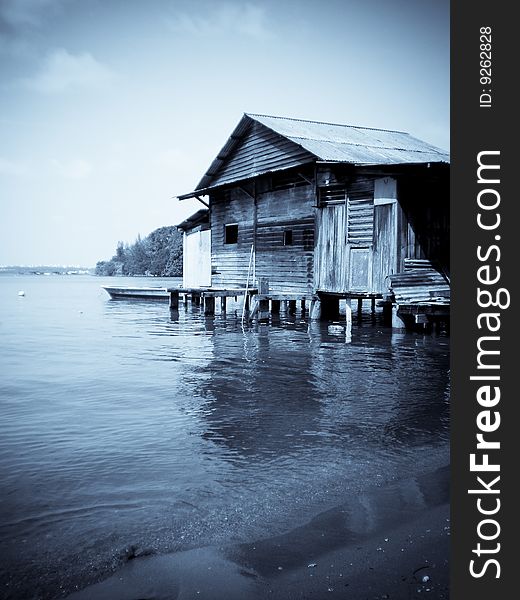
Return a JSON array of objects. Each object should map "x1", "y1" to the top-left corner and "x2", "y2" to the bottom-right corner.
[{"x1": 193, "y1": 113, "x2": 255, "y2": 191}]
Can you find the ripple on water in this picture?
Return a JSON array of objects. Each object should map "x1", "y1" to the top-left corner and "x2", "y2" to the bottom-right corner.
[{"x1": 0, "y1": 275, "x2": 449, "y2": 598}]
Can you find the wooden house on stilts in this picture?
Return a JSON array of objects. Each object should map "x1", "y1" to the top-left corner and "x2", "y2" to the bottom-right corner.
[{"x1": 177, "y1": 113, "x2": 450, "y2": 329}]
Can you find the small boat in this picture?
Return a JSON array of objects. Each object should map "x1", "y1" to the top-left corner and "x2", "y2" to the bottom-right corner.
[{"x1": 102, "y1": 286, "x2": 171, "y2": 300}]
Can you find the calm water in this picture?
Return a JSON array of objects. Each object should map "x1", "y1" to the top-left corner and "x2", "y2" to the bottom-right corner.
[{"x1": 0, "y1": 275, "x2": 449, "y2": 599}]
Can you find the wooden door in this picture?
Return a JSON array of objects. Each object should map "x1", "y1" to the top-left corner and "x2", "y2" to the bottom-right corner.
[
  {"x1": 348, "y1": 246, "x2": 371, "y2": 291},
  {"x1": 315, "y1": 199, "x2": 375, "y2": 293},
  {"x1": 371, "y1": 178, "x2": 398, "y2": 293},
  {"x1": 346, "y1": 194, "x2": 374, "y2": 292},
  {"x1": 314, "y1": 204, "x2": 348, "y2": 292}
]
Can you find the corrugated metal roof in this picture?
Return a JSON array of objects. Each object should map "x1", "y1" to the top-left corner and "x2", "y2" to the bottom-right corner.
[
  {"x1": 249, "y1": 113, "x2": 449, "y2": 165},
  {"x1": 179, "y1": 113, "x2": 449, "y2": 198}
]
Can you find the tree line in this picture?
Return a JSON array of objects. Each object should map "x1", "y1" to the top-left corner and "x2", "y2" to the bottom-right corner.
[{"x1": 95, "y1": 226, "x2": 183, "y2": 277}]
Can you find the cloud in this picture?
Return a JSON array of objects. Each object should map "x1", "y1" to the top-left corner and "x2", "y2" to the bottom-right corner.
[
  {"x1": 51, "y1": 158, "x2": 92, "y2": 179},
  {"x1": 168, "y1": 3, "x2": 271, "y2": 39},
  {"x1": 21, "y1": 48, "x2": 114, "y2": 93}
]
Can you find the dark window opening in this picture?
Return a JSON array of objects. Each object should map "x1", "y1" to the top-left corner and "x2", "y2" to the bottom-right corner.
[
  {"x1": 224, "y1": 224, "x2": 238, "y2": 244},
  {"x1": 283, "y1": 229, "x2": 293, "y2": 246},
  {"x1": 318, "y1": 184, "x2": 347, "y2": 205}
]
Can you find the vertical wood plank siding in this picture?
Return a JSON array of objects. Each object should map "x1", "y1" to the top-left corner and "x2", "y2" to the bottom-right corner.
[
  {"x1": 314, "y1": 205, "x2": 348, "y2": 292},
  {"x1": 315, "y1": 176, "x2": 375, "y2": 293},
  {"x1": 372, "y1": 202, "x2": 397, "y2": 292}
]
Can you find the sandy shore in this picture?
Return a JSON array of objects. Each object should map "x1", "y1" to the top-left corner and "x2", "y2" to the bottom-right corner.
[{"x1": 65, "y1": 466, "x2": 449, "y2": 600}]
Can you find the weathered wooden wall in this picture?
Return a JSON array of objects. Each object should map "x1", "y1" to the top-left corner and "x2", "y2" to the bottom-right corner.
[
  {"x1": 255, "y1": 174, "x2": 315, "y2": 294},
  {"x1": 210, "y1": 188, "x2": 255, "y2": 287},
  {"x1": 314, "y1": 168, "x2": 449, "y2": 295},
  {"x1": 208, "y1": 163, "x2": 449, "y2": 295},
  {"x1": 208, "y1": 121, "x2": 314, "y2": 188},
  {"x1": 210, "y1": 171, "x2": 316, "y2": 292}
]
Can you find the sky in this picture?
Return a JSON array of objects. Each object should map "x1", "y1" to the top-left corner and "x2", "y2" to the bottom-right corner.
[{"x1": 0, "y1": 0, "x2": 449, "y2": 267}]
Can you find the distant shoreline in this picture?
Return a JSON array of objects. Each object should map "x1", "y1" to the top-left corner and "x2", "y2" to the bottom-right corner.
[
  {"x1": 0, "y1": 267, "x2": 95, "y2": 276},
  {"x1": 0, "y1": 269, "x2": 186, "y2": 278}
]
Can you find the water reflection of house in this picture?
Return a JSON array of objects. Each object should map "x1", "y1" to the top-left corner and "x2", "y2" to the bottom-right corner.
[
  {"x1": 195, "y1": 324, "x2": 449, "y2": 461},
  {"x1": 177, "y1": 113, "x2": 450, "y2": 324},
  {"x1": 198, "y1": 328, "x2": 324, "y2": 460}
]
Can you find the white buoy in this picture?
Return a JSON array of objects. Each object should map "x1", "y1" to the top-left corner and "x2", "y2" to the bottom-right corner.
[{"x1": 18, "y1": 290, "x2": 25, "y2": 297}]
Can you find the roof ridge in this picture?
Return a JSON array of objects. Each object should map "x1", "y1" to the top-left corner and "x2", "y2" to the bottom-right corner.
[
  {"x1": 245, "y1": 112, "x2": 409, "y2": 135},
  {"x1": 287, "y1": 135, "x2": 446, "y2": 154}
]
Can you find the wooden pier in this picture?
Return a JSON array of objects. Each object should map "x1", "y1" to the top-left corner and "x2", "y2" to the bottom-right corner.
[
  {"x1": 390, "y1": 300, "x2": 450, "y2": 333},
  {"x1": 162, "y1": 267, "x2": 450, "y2": 335},
  {"x1": 166, "y1": 279, "x2": 387, "y2": 334},
  {"x1": 250, "y1": 293, "x2": 316, "y2": 320},
  {"x1": 167, "y1": 287, "x2": 258, "y2": 315}
]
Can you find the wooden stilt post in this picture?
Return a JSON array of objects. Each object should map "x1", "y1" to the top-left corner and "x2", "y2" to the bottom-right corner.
[
  {"x1": 345, "y1": 298, "x2": 352, "y2": 341},
  {"x1": 271, "y1": 299, "x2": 280, "y2": 314},
  {"x1": 300, "y1": 299, "x2": 306, "y2": 315},
  {"x1": 258, "y1": 300, "x2": 270, "y2": 320},
  {"x1": 310, "y1": 299, "x2": 321, "y2": 321},
  {"x1": 184, "y1": 293, "x2": 189, "y2": 307},
  {"x1": 169, "y1": 291, "x2": 179, "y2": 311},
  {"x1": 382, "y1": 302, "x2": 391, "y2": 325},
  {"x1": 220, "y1": 296, "x2": 227, "y2": 313},
  {"x1": 288, "y1": 300, "x2": 297, "y2": 315},
  {"x1": 204, "y1": 296, "x2": 215, "y2": 316},
  {"x1": 249, "y1": 297, "x2": 259, "y2": 320},
  {"x1": 392, "y1": 304, "x2": 407, "y2": 330},
  {"x1": 258, "y1": 277, "x2": 269, "y2": 294},
  {"x1": 357, "y1": 298, "x2": 363, "y2": 319},
  {"x1": 371, "y1": 298, "x2": 376, "y2": 314},
  {"x1": 257, "y1": 277, "x2": 269, "y2": 321},
  {"x1": 321, "y1": 296, "x2": 339, "y2": 320}
]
